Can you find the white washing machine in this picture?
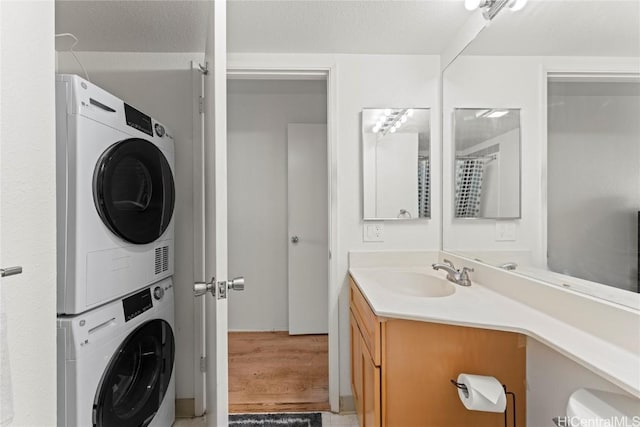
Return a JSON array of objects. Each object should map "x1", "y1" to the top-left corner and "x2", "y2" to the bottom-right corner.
[
  {"x1": 57, "y1": 279, "x2": 175, "y2": 427},
  {"x1": 56, "y1": 74, "x2": 175, "y2": 315}
]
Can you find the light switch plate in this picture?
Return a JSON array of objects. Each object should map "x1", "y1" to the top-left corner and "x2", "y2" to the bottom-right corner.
[
  {"x1": 495, "y1": 221, "x2": 516, "y2": 241},
  {"x1": 363, "y1": 222, "x2": 384, "y2": 242}
]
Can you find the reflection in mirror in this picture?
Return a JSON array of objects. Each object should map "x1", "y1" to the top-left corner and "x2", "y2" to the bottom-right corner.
[
  {"x1": 454, "y1": 108, "x2": 521, "y2": 219},
  {"x1": 362, "y1": 108, "x2": 430, "y2": 220},
  {"x1": 548, "y1": 77, "x2": 640, "y2": 293},
  {"x1": 441, "y1": 0, "x2": 640, "y2": 309}
]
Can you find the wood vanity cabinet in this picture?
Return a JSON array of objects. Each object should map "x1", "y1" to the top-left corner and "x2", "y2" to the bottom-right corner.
[{"x1": 349, "y1": 277, "x2": 527, "y2": 427}]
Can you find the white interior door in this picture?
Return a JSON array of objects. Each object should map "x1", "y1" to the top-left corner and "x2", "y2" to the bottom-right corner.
[
  {"x1": 0, "y1": 1, "x2": 57, "y2": 425},
  {"x1": 287, "y1": 124, "x2": 328, "y2": 335},
  {"x1": 193, "y1": 1, "x2": 229, "y2": 425}
]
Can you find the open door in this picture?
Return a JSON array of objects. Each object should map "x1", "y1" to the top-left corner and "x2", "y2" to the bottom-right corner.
[{"x1": 192, "y1": 1, "x2": 243, "y2": 425}]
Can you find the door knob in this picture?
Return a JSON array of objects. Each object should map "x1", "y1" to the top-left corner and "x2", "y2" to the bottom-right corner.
[
  {"x1": 1, "y1": 266, "x2": 22, "y2": 278},
  {"x1": 291, "y1": 236, "x2": 299, "y2": 244},
  {"x1": 228, "y1": 276, "x2": 245, "y2": 291},
  {"x1": 194, "y1": 277, "x2": 216, "y2": 297}
]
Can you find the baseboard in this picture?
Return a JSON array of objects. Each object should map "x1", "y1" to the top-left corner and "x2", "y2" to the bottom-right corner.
[
  {"x1": 175, "y1": 398, "x2": 195, "y2": 418},
  {"x1": 339, "y1": 395, "x2": 355, "y2": 414}
]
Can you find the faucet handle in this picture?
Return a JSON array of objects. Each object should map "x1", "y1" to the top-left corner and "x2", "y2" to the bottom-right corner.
[
  {"x1": 443, "y1": 259, "x2": 455, "y2": 269},
  {"x1": 499, "y1": 262, "x2": 518, "y2": 271},
  {"x1": 458, "y1": 267, "x2": 474, "y2": 286},
  {"x1": 460, "y1": 266, "x2": 474, "y2": 275}
]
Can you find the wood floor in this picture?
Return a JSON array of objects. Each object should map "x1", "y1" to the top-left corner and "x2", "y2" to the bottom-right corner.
[{"x1": 228, "y1": 331, "x2": 330, "y2": 413}]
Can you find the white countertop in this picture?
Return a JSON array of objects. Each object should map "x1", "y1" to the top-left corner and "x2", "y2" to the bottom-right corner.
[{"x1": 349, "y1": 266, "x2": 640, "y2": 399}]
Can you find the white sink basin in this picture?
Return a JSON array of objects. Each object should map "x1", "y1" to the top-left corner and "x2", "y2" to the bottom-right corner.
[{"x1": 370, "y1": 271, "x2": 456, "y2": 298}]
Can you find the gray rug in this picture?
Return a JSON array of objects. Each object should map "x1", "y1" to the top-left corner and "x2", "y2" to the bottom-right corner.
[{"x1": 228, "y1": 412, "x2": 322, "y2": 427}]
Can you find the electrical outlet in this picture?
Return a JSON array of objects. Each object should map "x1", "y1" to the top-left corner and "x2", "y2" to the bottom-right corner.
[
  {"x1": 363, "y1": 223, "x2": 384, "y2": 242},
  {"x1": 495, "y1": 221, "x2": 516, "y2": 241}
]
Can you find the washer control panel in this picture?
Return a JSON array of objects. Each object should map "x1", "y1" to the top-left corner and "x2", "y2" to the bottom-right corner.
[{"x1": 122, "y1": 287, "x2": 152, "y2": 322}]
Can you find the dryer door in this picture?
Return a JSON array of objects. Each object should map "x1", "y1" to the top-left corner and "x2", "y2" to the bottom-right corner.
[
  {"x1": 93, "y1": 319, "x2": 175, "y2": 427},
  {"x1": 94, "y1": 138, "x2": 175, "y2": 244}
]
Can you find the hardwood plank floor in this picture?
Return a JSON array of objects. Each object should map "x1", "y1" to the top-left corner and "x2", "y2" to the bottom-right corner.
[{"x1": 228, "y1": 331, "x2": 330, "y2": 413}]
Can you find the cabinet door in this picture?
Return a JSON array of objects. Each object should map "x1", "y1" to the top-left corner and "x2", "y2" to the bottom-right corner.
[
  {"x1": 350, "y1": 311, "x2": 364, "y2": 426},
  {"x1": 362, "y1": 341, "x2": 381, "y2": 427}
]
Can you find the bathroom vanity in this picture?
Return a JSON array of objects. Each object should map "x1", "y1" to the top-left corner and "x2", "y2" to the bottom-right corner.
[
  {"x1": 348, "y1": 250, "x2": 640, "y2": 426},
  {"x1": 349, "y1": 276, "x2": 526, "y2": 426}
]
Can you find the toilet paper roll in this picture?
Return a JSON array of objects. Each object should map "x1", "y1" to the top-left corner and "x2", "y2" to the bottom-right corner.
[{"x1": 456, "y1": 373, "x2": 506, "y2": 413}]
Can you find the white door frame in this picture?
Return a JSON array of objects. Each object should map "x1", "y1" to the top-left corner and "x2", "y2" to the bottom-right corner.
[
  {"x1": 193, "y1": 64, "x2": 339, "y2": 413},
  {"x1": 191, "y1": 61, "x2": 207, "y2": 417}
]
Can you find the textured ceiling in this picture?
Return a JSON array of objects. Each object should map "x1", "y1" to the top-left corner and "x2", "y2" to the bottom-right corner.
[
  {"x1": 55, "y1": 0, "x2": 470, "y2": 54},
  {"x1": 227, "y1": 1, "x2": 468, "y2": 54},
  {"x1": 463, "y1": 0, "x2": 640, "y2": 57},
  {"x1": 55, "y1": 1, "x2": 210, "y2": 52},
  {"x1": 55, "y1": 0, "x2": 640, "y2": 56}
]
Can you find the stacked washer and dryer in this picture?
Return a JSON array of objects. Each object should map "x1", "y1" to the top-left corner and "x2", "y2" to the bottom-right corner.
[{"x1": 56, "y1": 75, "x2": 177, "y2": 427}]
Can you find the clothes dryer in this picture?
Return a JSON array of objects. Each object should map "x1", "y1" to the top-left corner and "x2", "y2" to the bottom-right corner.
[
  {"x1": 57, "y1": 279, "x2": 175, "y2": 427},
  {"x1": 56, "y1": 74, "x2": 175, "y2": 314}
]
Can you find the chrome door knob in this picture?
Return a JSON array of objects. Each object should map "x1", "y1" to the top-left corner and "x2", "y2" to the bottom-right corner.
[
  {"x1": 194, "y1": 277, "x2": 216, "y2": 297},
  {"x1": 228, "y1": 276, "x2": 245, "y2": 291},
  {"x1": 291, "y1": 236, "x2": 299, "y2": 244}
]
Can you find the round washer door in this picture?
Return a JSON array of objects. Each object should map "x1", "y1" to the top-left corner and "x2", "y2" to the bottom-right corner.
[
  {"x1": 93, "y1": 319, "x2": 175, "y2": 427},
  {"x1": 94, "y1": 138, "x2": 175, "y2": 244}
]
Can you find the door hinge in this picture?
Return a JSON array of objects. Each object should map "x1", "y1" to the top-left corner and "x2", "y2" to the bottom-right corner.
[
  {"x1": 198, "y1": 96, "x2": 205, "y2": 115},
  {"x1": 200, "y1": 356, "x2": 207, "y2": 372}
]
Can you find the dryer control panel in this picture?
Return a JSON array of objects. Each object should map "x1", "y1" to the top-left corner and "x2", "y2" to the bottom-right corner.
[
  {"x1": 122, "y1": 287, "x2": 152, "y2": 322},
  {"x1": 124, "y1": 103, "x2": 153, "y2": 136}
]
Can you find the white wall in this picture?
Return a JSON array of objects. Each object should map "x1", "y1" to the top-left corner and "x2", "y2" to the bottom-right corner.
[
  {"x1": 1, "y1": 1, "x2": 57, "y2": 425},
  {"x1": 57, "y1": 51, "x2": 203, "y2": 399},
  {"x1": 227, "y1": 79, "x2": 327, "y2": 331}
]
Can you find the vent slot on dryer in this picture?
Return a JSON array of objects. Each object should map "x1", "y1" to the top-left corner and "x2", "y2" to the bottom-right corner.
[{"x1": 155, "y1": 246, "x2": 169, "y2": 274}]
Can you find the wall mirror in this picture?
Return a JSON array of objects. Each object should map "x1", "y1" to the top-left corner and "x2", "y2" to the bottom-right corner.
[
  {"x1": 453, "y1": 108, "x2": 521, "y2": 219},
  {"x1": 362, "y1": 108, "x2": 430, "y2": 220},
  {"x1": 442, "y1": 1, "x2": 640, "y2": 309}
]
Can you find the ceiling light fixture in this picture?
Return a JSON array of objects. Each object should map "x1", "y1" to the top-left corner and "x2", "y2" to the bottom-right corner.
[
  {"x1": 465, "y1": 0, "x2": 528, "y2": 20},
  {"x1": 485, "y1": 109, "x2": 509, "y2": 118},
  {"x1": 372, "y1": 109, "x2": 411, "y2": 136}
]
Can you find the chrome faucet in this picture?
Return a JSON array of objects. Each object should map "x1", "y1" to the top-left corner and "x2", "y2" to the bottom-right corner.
[{"x1": 432, "y1": 259, "x2": 474, "y2": 287}]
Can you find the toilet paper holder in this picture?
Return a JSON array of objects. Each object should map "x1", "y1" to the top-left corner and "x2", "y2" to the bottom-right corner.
[
  {"x1": 450, "y1": 379, "x2": 470, "y2": 398},
  {"x1": 450, "y1": 379, "x2": 517, "y2": 427}
]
